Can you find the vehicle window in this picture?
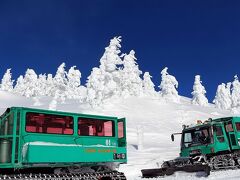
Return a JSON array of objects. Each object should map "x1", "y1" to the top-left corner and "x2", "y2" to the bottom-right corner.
[
  {"x1": 225, "y1": 122, "x2": 233, "y2": 132},
  {"x1": 26, "y1": 112, "x2": 73, "y2": 135},
  {"x1": 182, "y1": 127, "x2": 211, "y2": 147},
  {"x1": 118, "y1": 121, "x2": 124, "y2": 138},
  {"x1": 78, "y1": 118, "x2": 114, "y2": 137},
  {"x1": 214, "y1": 126, "x2": 223, "y2": 136},
  {"x1": 236, "y1": 123, "x2": 240, "y2": 131},
  {"x1": 0, "y1": 112, "x2": 14, "y2": 135},
  {"x1": 183, "y1": 132, "x2": 192, "y2": 147}
]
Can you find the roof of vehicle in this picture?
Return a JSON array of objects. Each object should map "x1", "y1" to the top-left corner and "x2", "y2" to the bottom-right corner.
[
  {"x1": 6, "y1": 107, "x2": 122, "y2": 121},
  {"x1": 183, "y1": 117, "x2": 234, "y2": 131}
]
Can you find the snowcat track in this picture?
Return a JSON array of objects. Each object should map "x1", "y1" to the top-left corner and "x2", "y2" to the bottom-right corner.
[
  {"x1": 141, "y1": 164, "x2": 210, "y2": 178},
  {"x1": 0, "y1": 171, "x2": 126, "y2": 180}
]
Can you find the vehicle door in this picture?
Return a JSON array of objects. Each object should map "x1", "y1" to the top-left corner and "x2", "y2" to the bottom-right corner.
[
  {"x1": 213, "y1": 124, "x2": 230, "y2": 152},
  {"x1": 117, "y1": 118, "x2": 126, "y2": 147},
  {"x1": 225, "y1": 120, "x2": 239, "y2": 150}
]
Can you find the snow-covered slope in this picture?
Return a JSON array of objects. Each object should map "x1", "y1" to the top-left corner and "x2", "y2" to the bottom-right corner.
[{"x1": 0, "y1": 90, "x2": 238, "y2": 179}]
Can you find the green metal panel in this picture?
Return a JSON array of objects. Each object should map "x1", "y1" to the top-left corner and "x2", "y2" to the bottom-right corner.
[{"x1": 23, "y1": 144, "x2": 126, "y2": 163}]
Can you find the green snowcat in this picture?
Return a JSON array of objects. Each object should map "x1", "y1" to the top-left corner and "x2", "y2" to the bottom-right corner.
[
  {"x1": 0, "y1": 107, "x2": 127, "y2": 179},
  {"x1": 142, "y1": 117, "x2": 240, "y2": 177}
]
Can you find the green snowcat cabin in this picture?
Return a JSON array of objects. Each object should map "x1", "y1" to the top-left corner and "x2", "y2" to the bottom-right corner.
[
  {"x1": 172, "y1": 117, "x2": 240, "y2": 158},
  {"x1": 0, "y1": 107, "x2": 126, "y2": 173}
]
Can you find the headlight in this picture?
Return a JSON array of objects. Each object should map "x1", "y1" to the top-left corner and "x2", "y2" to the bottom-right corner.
[
  {"x1": 121, "y1": 153, "x2": 126, "y2": 159},
  {"x1": 114, "y1": 153, "x2": 126, "y2": 159}
]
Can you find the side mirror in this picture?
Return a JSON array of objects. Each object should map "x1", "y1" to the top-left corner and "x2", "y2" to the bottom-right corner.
[{"x1": 171, "y1": 134, "x2": 174, "y2": 141}]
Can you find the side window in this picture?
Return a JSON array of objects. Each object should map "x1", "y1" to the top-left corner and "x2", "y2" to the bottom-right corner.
[
  {"x1": 214, "y1": 126, "x2": 223, "y2": 136},
  {"x1": 78, "y1": 118, "x2": 114, "y2": 137},
  {"x1": 183, "y1": 132, "x2": 192, "y2": 147},
  {"x1": 225, "y1": 122, "x2": 233, "y2": 132},
  {"x1": 184, "y1": 132, "x2": 192, "y2": 142},
  {"x1": 118, "y1": 121, "x2": 124, "y2": 138},
  {"x1": 235, "y1": 123, "x2": 240, "y2": 131},
  {"x1": 26, "y1": 112, "x2": 73, "y2": 135},
  {"x1": 0, "y1": 112, "x2": 14, "y2": 135},
  {"x1": 214, "y1": 125, "x2": 225, "y2": 142}
]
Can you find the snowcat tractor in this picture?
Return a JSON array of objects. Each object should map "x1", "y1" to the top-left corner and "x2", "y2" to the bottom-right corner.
[{"x1": 142, "y1": 116, "x2": 240, "y2": 178}]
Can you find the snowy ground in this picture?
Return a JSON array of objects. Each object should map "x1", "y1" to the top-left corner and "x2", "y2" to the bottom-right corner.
[{"x1": 0, "y1": 90, "x2": 240, "y2": 179}]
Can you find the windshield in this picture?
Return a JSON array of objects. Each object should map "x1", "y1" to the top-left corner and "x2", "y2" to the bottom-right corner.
[{"x1": 182, "y1": 126, "x2": 211, "y2": 148}]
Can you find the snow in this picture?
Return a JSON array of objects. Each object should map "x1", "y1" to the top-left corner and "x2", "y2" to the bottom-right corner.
[{"x1": 0, "y1": 90, "x2": 240, "y2": 179}]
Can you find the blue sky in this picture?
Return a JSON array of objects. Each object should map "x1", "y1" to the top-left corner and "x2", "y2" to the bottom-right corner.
[{"x1": 0, "y1": 0, "x2": 240, "y2": 101}]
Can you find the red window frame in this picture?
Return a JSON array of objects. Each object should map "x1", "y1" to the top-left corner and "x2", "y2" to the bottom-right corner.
[
  {"x1": 26, "y1": 112, "x2": 73, "y2": 135},
  {"x1": 78, "y1": 117, "x2": 115, "y2": 137}
]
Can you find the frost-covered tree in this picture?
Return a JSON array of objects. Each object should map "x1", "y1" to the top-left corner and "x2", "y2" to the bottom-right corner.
[
  {"x1": 120, "y1": 50, "x2": 143, "y2": 97},
  {"x1": 53, "y1": 63, "x2": 68, "y2": 103},
  {"x1": 213, "y1": 83, "x2": 232, "y2": 110},
  {"x1": 14, "y1": 75, "x2": 25, "y2": 95},
  {"x1": 86, "y1": 68, "x2": 105, "y2": 107},
  {"x1": 232, "y1": 75, "x2": 240, "y2": 108},
  {"x1": 21, "y1": 69, "x2": 39, "y2": 97},
  {"x1": 1, "y1": 69, "x2": 14, "y2": 92},
  {"x1": 87, "y1": 37, "x2": 123, "y2": 106},
  {"x1": 45, "y1": 74, "x2": 55, "y2": 96},
  {"x1": 37, "y1": 74, "x2": 47, "y2": 96},
  {"x1": 66, "y1": 66, "x2": 86, "y2": 100},
  {"x1": 99, "y1": 36, "x2": 122, "y2": 72},
  {"x1": 159, "y1": 67, "x2": 179, "y2": 102},
  {"x1": 191, "y1": 75, "x2": 208, "y2": 106},
  {"x1": 142, "y1": 72, "x2": 156, "y2": 97}
]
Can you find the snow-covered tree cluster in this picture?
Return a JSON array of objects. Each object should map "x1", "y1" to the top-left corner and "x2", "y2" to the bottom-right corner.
[
  {"x1": 3, "y1": 36, "x2": 240, "y2": 111},
  {"x1": 213, "y1": 83, "x2": 231, "y2": 110},
  {"x1": 0, "y1": 63, "x2": 86, "y2": 105},
  {"x1": 86, "y1": 36, "x2": 157, "y2": 106},
  {"x1": 213, "y1": 75, "x2": 240, "y2": 112},
  {"x1": 0, "y1": 37, "x2": 161, "y2": 108}
]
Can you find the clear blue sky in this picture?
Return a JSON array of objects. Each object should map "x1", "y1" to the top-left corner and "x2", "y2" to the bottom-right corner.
[{"x1": 0, "y1": 0, "x2": 240, "y2": 101}]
